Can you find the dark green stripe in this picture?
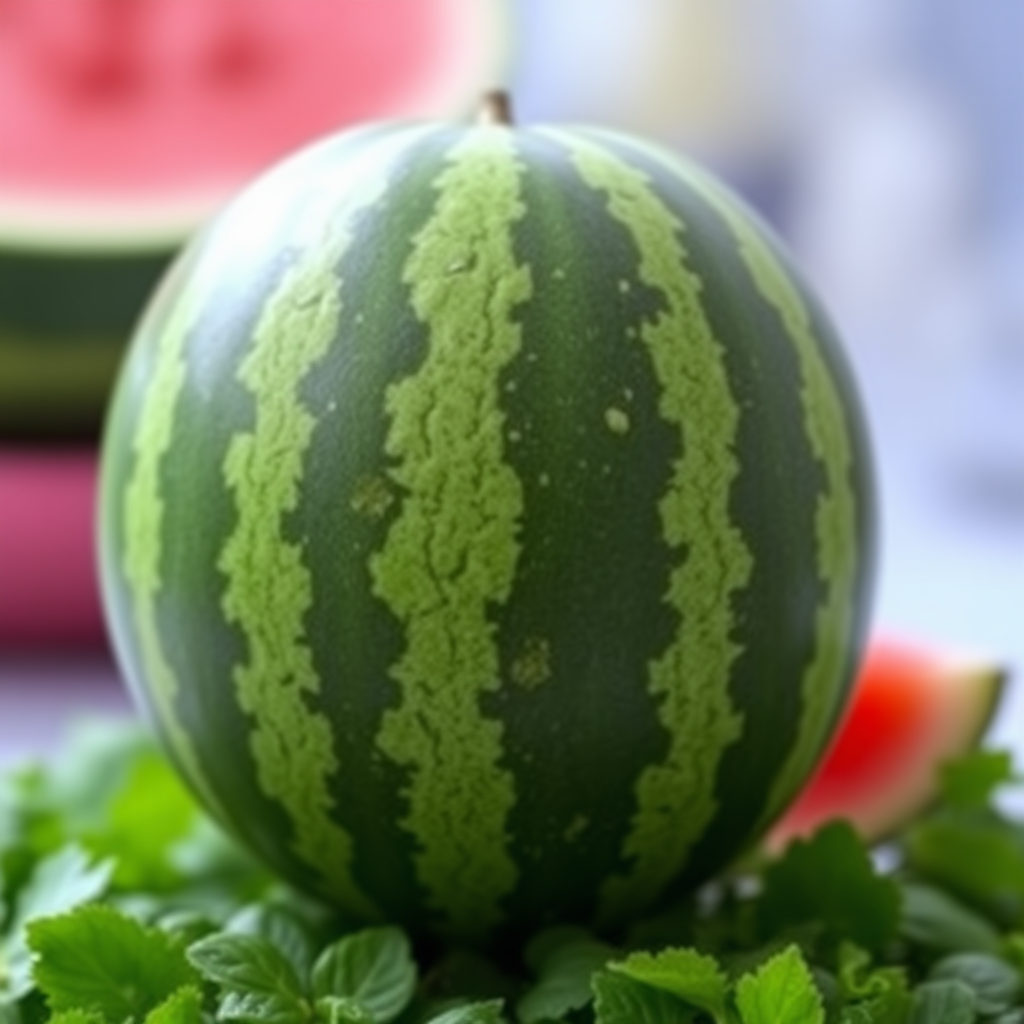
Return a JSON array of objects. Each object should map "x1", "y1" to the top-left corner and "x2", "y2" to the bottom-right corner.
[
  {"x1": 598, "y1": 129, "x2": 869, "y2": 824},
  {"x1": 579, "y1": 131, "x2": 829, "y2": 882},
  {"x1": 667, "y1": 156, "x2": 865, "y2": 823},
  {"x1": 296, "y1": 130, "x2": 462, "y2": 925},
  {"x1": 214, "y1": 130, "x2": 441, "y2": 920},
  {"x1": 369, "y1": 125, "x2": 530, "y2": 936},
  {"x1": 119, "y1": 238, "x2": 228, "y2": 822},
  {"x1": 123, "y1": 124, "x2": 410, "y2": 907},
  {"x1": 541, "y1": 128, "x2": 754, "y2": 923},
  {"x1": 487, "y1": 129, "x2": 684, "y2": 927}
]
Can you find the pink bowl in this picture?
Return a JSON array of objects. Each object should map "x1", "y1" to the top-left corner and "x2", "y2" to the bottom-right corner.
[{"x1": 0, "y1": 447, "x2": 107, "y2": 649}]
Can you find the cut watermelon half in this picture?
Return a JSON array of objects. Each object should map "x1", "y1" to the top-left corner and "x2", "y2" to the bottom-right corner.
[
  {"x1": 768, "y1": 634, "x2": 1007, "y2": 850},
  {"x1": 0, "y1": 0, "x2": 510, "y2": 435}
]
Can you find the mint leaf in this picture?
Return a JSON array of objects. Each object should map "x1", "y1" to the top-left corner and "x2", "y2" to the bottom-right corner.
[
  {"x1": 517, "y1": 927, "x2": 613, "y2": 1024},
  {"x1": 45, "y1": 1011, "x2": 105, "y2": 1024},
  {"x1": 908, "y1": 979, "x2": 976, "y2": 1024},
  {"x1": 10, "y1": 845, "x2": 112, "y2": 933},
  {"x1": 940, "y1": 749, "x2": 1016, "y2": 809},
  {"x1": 899, "y1": 882, "x2": 1004, "y2": 955},
  {"x1": 311, "y1": 927, "x2": 416, "y2": 1024},
  {"x1": 758, "y1": 821, "x2": 900, "y2": 953},
  {"x1": 83, "y1": 748, "x2": 198, "y2": 891},
  {"x1": 835, "y1": 944, "x2": 912, "y2": 1024},
  {"x1": 28, "y1": 903, "x2": 199, "y2": 1019},
  {"x1": 314, "y1": 995, "x2": 375, "y2": 1024},
  {"x1": 734, "y1": 945, "x2": 823, "y2": 1024},
  {"x1": 929, "y1": 952, "x2": 1023, "y2": 1016},
  {"x1": 187, "y1": 932, "x2": 308, "y2": 1024},
  {"x1": 837, "y1": 944, "x2": 908, "y2": 1002},
  {"x1": 906, "y1": 813, "x2": 1024, "y2": 924},
  {"x1": 425, "y1": 1001, "x2": 506, "y2": 1024},
  {"x1": 608, "y1": 947, "x2": 729, "y2": 1021},
  {"x1": 2, "y1": 845, "x2": 113, "y2": 998},
  {"x1": 145, "y1": 986, "x2": 206, "y2": 1024},
  {"x1": 592, "y1": 970, "x2": 700, "y2": 1024},
  {"x1": 228, "y1": 905, "x2": 317, "y2": 984}
]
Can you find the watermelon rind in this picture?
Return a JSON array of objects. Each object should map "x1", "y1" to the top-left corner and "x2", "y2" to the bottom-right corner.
[{"x1": 98, "y1": 102, "x2": 876, "y2": 941}]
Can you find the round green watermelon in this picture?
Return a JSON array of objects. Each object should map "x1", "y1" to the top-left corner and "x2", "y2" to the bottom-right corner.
[
  {"x1": 0, "y1": 0, "x2": 509, "y2": 435},
  {"x1": 98, "y1": 92, "x2": 877, "y2": 942}
]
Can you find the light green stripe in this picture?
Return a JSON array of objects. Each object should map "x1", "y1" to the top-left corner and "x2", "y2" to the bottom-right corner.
[
  {"x1": 613, "y1": 133, "x2": 862, "y2": 823},
  {"x1": 542, "y1": 129, "x2": 753, "y2": 923},
  {"x1": 370, "y1": 127, "x2": 530, "y2": 935},
  {"x1": 216, "y1": 136, "x2": 425, "y2": 920},
  {"x1": 122, "y1": 266, "x2": 228, "y2": 822}
]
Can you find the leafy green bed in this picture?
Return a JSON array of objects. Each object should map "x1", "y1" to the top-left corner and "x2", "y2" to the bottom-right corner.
[{"x1": 1, "y1": 721, "x2": 1022, "y2": 1024}]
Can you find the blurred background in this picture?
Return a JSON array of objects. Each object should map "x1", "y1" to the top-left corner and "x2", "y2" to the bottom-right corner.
[{"x1": 2, "y1": 0, "x2": 1022, "y2": 764}]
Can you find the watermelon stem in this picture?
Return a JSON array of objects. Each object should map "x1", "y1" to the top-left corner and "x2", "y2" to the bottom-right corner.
[{"x1": 478, "y1": 89, "x2": 514, "y2": 126}]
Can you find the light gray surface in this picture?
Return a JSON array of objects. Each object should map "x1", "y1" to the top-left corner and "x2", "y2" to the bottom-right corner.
[{"x1": 0, "y1": 652, "x2": 133, "y2": 768}]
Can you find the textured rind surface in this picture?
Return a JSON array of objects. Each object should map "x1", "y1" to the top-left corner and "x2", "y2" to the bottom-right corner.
[{"x1": 99, "y1": 116, "x2": 876, "y2": 941}]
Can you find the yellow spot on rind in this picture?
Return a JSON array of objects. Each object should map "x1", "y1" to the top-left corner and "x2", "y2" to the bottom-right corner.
[
  {"x1": 604, "y1": 407, "x2": 630, "y2": 434},
  {"x1": 512, "y1": 637, "x2": 552, "y2": 690},
  {"x1": 351, "y1": 475, "x2": 395, "y2": 520}
]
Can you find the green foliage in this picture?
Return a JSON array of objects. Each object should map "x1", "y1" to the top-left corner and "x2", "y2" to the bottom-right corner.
[{"x1": 1, "y1": 720, "x2": 1023, "y2": 1024}]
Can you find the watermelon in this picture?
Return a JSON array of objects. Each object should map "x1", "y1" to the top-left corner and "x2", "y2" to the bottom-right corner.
[
  {"x1": 0, "y1": 0, "x2": 509, "y2": 435},
  {"x1": 769, "y1": 634, "x2": 1007, "y2": 850},
  {"x1": 98, "y1": 92, "x2": 877, "y2": 942}
]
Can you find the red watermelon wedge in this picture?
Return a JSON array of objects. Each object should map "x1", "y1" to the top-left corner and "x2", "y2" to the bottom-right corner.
[{"x1": 769, "y1": 634, "x2": 1008, "y2": 849}]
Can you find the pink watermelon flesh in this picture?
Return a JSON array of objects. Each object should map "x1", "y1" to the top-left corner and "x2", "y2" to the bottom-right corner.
[
  {"x1": 0, "y1": 0, "x2": 506, "y2": 215},
  {"x1": 769, "y1": 635, "x2": 1006, "y2": 850}
]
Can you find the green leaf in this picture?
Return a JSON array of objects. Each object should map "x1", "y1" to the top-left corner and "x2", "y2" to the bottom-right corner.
[
  {"x1": 757, "y1": 821, "x2": 900, "y2": 953},
  {"x1": 10, "y1": 845, "x2": 112, "y2": 934},
  {"x1": 929, "y1": 952, "x2": 1023, "y2": 1016},
  {"x1": 908, "y1": 980, "x2": 976, "y2": 1024},
  {"x1": 899, "y1": 882, "x2": 1004, "y2": 955},
  {"x1": 837, "y1": 944, "x2": 907, "y2": 1001},
  {"x1": 591, "y1": 970, "x2": 701, "y2": 1024},
  {"x1": 835, "y1": 945, "x2": 912, "y2": 1024},
  {"x1": 2, "y1": 845, "x2": 113, "y2": 998},
  {"x1": 425, "y1": 1001, "x2": 506, "y2": 1024},
  {"x1": 44, "y1": 1011, "x2": 105, "y2": 1024},
  {"x1": 838, "y1": 1000, "x2": 911, "y2": 1024},
  {"x1": 227, "y1": 905, "x2": 317, "y2": 985},
  {"x1": 83, "y1": 749, "x2": 198, "y2": 891},
  {"x1": 517, "y1": 927, "x2": 613, "y2": 1024},
  {"x1": 608, "y1": 947, "x2": 728, "y2": 1020},
  {"x1": 905, "y1": 814, "x2": 1024, "y2": 925},
  {"x1": 311, "y1": 927, "x2": 416, "y2": 1024},
  {"x1": 145, "y1": 986, "x2": 206, "y2": 1024},
  {"x1": 186, "y1": 932, "x2": 308, "y2": 1024},
  {"x1": 27, "y1": 904, "x2": 200, "y2": 1020},
  {"x1": 939, "y1": 750, "x2": 1017, "y2": 809},
  {"x1": 734, "y1": 945, "x2": 823, "y2": 1024},
  {"x1": 314, "y1": 995, "x2": 374, "y2": 1024}
]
